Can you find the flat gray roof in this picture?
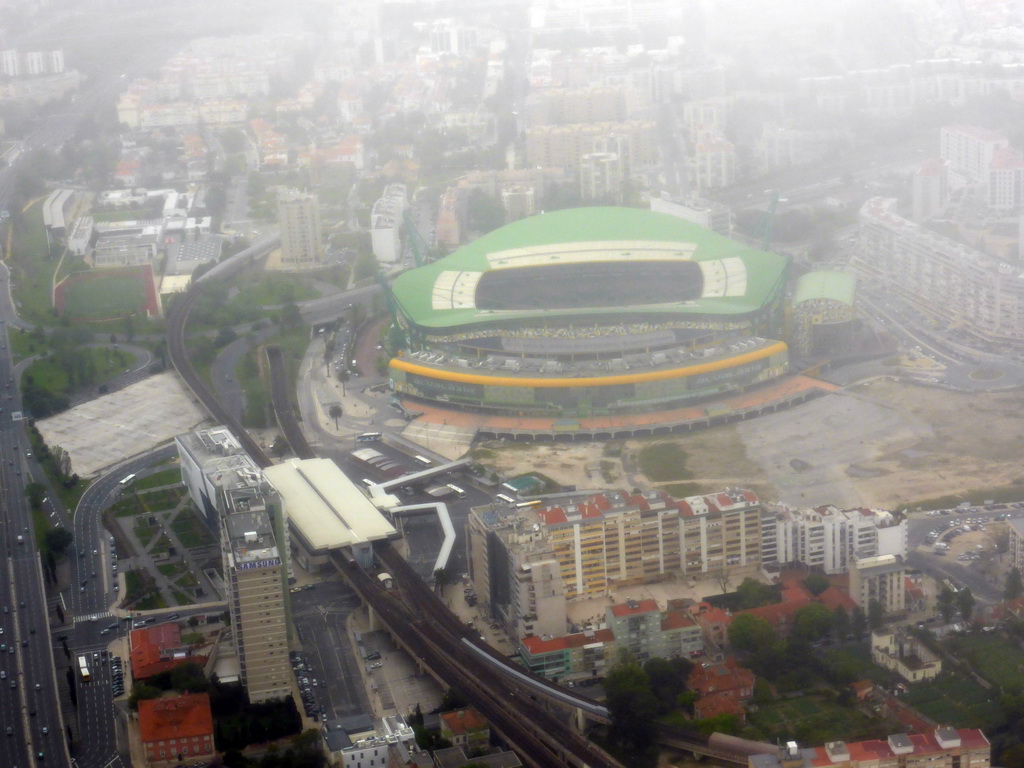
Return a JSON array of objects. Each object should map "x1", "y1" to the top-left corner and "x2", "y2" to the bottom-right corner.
[{"x1": 263, "y1": 458, "x2": 396, "y2": 553}]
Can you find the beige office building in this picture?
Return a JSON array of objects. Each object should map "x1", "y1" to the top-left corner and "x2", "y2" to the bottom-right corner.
[
  {"x1": 223, "y1": 510, "x2": 291, "y2": 703},
  {"x1": 277, "y1": 189, "x2": 324, "y2": 265}
]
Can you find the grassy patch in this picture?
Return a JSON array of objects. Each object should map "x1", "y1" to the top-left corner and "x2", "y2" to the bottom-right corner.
[
  {"x1": 170, "y1": 510, "x2": 216, "y2": 549},
  {"x1": 903, "y1": 673, "x2": 1002, "y2": 729},
  {"x1": 233, "y1": 274, "x2": 318, "y2": 307},
  {"x1": 25, "y1": 425, "x2": 91, "y2": 512},
  {"x1": 111, "y1": 496, "x2": 145, "y2": 518},
  {"x1": 134, "y1": 468, "x2": 182, "y2": 491},
  {"x1": 637, "y1": 442, "x2": 691, "y2": 482},
  {"x1": 60, "y1": 271, "x2": 148, "y2": 320},
  {"x1": 139, "y1": 487, "x2": 185, "y2": 511},
  {"x1": 134, "y1": 522, "x2": 159, "y2": 547},
  {"x1": 157, "y1": 562, "x2": 185, "y2": 578},
  {"x1": 149, "y1": 532, "x2": 173, "y2": 559},
  {"x1": 135, "y1": 592, "x2": 167, "y2": 610},
  {"x1": 660, "y1": 482, "x2": 705, "y2": 497},
  {"x1": 743, "y1": 693, "x2": 888, "y2": 744},
  {"x1": 9, "y1": 327, "x2": 43, "y2": 363},
  {"x1": 9, "y1": 201, "x2": 59, "y2": 326},
  {"x1": 953, "y1": 634, "x2": 1024, "y2": 689},
  {"x1": 23, "y1": 345, "x2": 134, "y2": 399},
  {"x1": 172, "y1": 589, "x2": 196, "y2": 606}
]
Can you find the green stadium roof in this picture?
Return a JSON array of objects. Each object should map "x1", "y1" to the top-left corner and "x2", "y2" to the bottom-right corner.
[
  {"x1": 792, "y1": 270, "x2": 857, "y2": 307},
  {"x1": 391, "y1": 206, "x2": 789, "y2": 330}
]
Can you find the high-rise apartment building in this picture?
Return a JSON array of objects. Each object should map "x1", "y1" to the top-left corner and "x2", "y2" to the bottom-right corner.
[
  {"x1": 223, "y1": 509, "x2": 291, "y2": 703},
  {"x1": 848, "y1": 554, "x2": 906, "y2": 616},
  {"x1": 277, "y1": 189, "x2": 324, "y2": 266},
  {"x1": 940, "y1": 125, "x2": 1009, "y2": 183},
  {"x1": 580, "y1": 151, "x2": 623, "y2": 201}
]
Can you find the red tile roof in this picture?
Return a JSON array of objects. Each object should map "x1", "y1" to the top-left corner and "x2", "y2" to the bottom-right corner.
[
  {"x1": 688, "y1": 657, "x2": 755, "y2": 699},
  {"x1": 521, "y1": 628, "x2": 614, "y2": 655},
  {"x1": 130, "y1": 623, "x2": 206, "y2": 680},
  {"x1": 139, "y1": 693, "x2": 213, "y2": 744},
  {"x1": 662, "y1": 610, "x2": 696, "y2": 631},
  {"x1": 440, "y1": 708, "x2": 488, "y2": 736},
  {"x1": 610, "y1": 599, "x2": 659, "y2": 617}
]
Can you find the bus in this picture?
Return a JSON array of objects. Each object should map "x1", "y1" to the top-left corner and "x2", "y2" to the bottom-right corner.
[
  {"x1": 516, "y1": 500, "x2": 542, "y2": 509},
  {"x1": 77, "y1": 655, "x2": 91, "y2": 683},
  {"x1": 356, "y1": 432, "x2": 382, "y2": 443},
  {"x1": 495, "y1": 494, "x2": 516, "y2": 506},
  {"x1": 413, "y1": 455, "x2": 432, "y2": 466},
  {"x1": 118, "y1": 473, "x2": 136, "y2": 486},
  {"x1": 446, "y1": 484, "x2": 467, "y2": 499}
]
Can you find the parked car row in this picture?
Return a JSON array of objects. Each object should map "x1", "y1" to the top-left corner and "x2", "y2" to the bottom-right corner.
[
  {"x1": 290, "y1": 652, "x2": 325, "y2": 721},
  {"x1": 111, "y1": 655, "x2": 124, "y2": 696}
]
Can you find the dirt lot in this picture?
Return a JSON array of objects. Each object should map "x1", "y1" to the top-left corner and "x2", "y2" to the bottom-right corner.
[{"x1": 477, "y1": 380, "x2": 1024, "y2": 509}]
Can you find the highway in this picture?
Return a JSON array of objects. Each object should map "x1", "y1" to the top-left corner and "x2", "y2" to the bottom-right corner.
[
  {"x1": 66, "y1": 444, "x2": 177, "y2": 768},
  {"x1": 0, "y1": 269, "x2": 68, "y2": 765}
]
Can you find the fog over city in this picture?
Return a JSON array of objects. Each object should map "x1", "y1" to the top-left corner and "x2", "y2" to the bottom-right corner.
[{"x1": 2, "y1": 2, "x2": 1024, "y2": 768}]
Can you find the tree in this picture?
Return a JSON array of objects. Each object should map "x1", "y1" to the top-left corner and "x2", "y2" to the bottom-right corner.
[
  {"x1": 25, "y1": 481, "x2": 46, "y2": 510},
  {"x1": 793, "y1": 602, "x2": 835, "y2": 642},
  {"x1": 336, "y1": 368, "x2": 350, "y2": 395},
  {"x1": 122, "y1": 312, "x2": 135, "y2": 343},
  {"x1": 867, "y1": 598, "x2": 885, "y2": 631},
  {"x1": 328, "y1": 403, "x2": 343, "y2": 429},
  {"x1": 643, "y1": 657, "x2": 692, "y2": 714},
  {"x1": 728, "y1": 613, "x2": 777, "y2": 654},
  {"x1": 735, "y1": 578, "x2": 779, "y2": 610},
  {"x1": 45, "y1": 526, "x2": 74, "y2": 556},
  {"x1": 804, "y1": 572, "x2": 830, "y2": 596},
  {"x1": 128, "y1": 683, "x2": 162, "y2": 710},
  {"x1": 1006, "y1": 568, "x2": 1024, "y2": 601},
  {"x1": 851, "y1": 606, "x2": 867, "y2": 641},
  {"x1": 957, "y1": 588, "x2": 976, "y2": 622},
  {"x1": 433, "y1": 568, "x2": 450, "y2": 594},
  {"x1": 604, "y1": 651, "x2": 659, "y2": 757},
  {"x1": 937, "y1": 586, "x2": 957, "y2": 624},
  {"x1": 711, "y1": 565, "x2": 732, "y2": 595},
  {"x1": 465, "y1": 188, "x2": 505, "y2": 235},
  {"x1": 833, "y1": 606, "x2": 850, "y2": 642}
]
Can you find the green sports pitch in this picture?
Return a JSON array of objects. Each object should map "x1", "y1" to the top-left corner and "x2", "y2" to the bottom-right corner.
[{"x1": 57, "y1": 270, "x2": 150, "y2": 321}]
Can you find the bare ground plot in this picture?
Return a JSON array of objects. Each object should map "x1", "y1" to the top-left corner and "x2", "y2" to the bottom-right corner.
[{"x1": 479, "y1": 381, "x2": 1024, "y2": 509}]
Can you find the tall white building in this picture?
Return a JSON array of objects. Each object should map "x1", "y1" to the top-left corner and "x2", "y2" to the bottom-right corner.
[
  {"x1": 766, "y1": 504, "x2": 906, "y2": 575},
  {"x1": 689, "y1": 134, "x2": 736, "y2": 192},
  {"x1": 223, "y1": 509, "x2": 291, "y2": 703},
  {"x1": 24, "y1": 51, "x2": 45, "y2": 76},
  {"x1": 370, "y1": 184, "x2": 407, "y2": 264},
  {"x1": 940, "y1": 125, "x2": 1009, "y2": 183},
  {"x1": 1, "y1": 50, "x2": 20, "y2": 77},
  {"x1": 650, "y1": 192, "x2": 732, "y2": 236},
  {"x1": 988, "y1": 147, "x2": 1024, "y2": 211},
  {"x1": 580, "y1": 151, "x2": 623, "y2": 201},
  {"x1": 277, "y1": 189, "x2": 324, "y2": 266}
]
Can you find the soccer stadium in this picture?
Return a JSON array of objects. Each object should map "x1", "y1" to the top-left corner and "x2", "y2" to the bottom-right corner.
[{"x1": 387, "y1": 207, "x2": 790, "y2": 419}]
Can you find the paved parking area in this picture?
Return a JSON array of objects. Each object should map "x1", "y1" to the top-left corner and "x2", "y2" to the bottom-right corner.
[
  {"x1": 360, "y1": 629, "x2": 442, "y2": 716},
  {"x1": 37, "y1": 373, "x2": 205, "y2": 476}
]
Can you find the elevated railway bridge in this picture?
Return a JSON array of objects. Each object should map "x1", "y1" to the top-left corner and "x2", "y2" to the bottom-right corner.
[{"x1": 166, "y1": 245, "x2": 774, "y2": 768}]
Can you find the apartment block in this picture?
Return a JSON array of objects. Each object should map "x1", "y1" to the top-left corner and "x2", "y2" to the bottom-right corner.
[
  {"x1": 223, "y1": 510, "x2": 291, "y2": 703},
  {"x1": 988, "y1": 147, "x2": 1024, "y2": 211},
  {"x1": 525, "y1": 120, "x2": 657, "y2": 174},
  {"x1": 749, "y1": 729, "x2": 989, "y2": 768},
  {"x1": 857, "y1": 197, "x2": 1024, "y2": 344},
  {"x1": 849, "y1": 555, "x2": 906, "y2": 616},
  {"x1": 526, "y1": 86, "x2": 628, "y2": 126},
  {"x1": 580, "y1": 151, "x2": 623, "y2": 201},
  {"x1": 278, "y1": 189, "x2": 324, "y2": 266},
  {"x1": 370, "y1": 184, "x2": 407, "y2": 264},
  {"x1": 765, "y1": 504, "x2": 906, "y2": 575},
  {"x1": 689, "y1": 135, "x2": 737, "y2": 192},
  {"x1": 469, "y1": 489, "x2": 763, "y2": 608},
  {"x1": 1008, "y1": 518, "x2": 1024, "y2": 572},
  {"x1": 940, "y1": 125, "x2": 1009, "y2": 182}
]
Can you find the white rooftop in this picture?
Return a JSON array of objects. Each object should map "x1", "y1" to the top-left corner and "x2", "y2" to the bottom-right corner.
[{"x1": 263, "y1": 458, "x2": 396, "y2": 552}]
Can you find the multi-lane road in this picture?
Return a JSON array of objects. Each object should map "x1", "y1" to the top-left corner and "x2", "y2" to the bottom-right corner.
[{"x1": 0, "y1": 270, "x2": 68, "y2": 765}]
